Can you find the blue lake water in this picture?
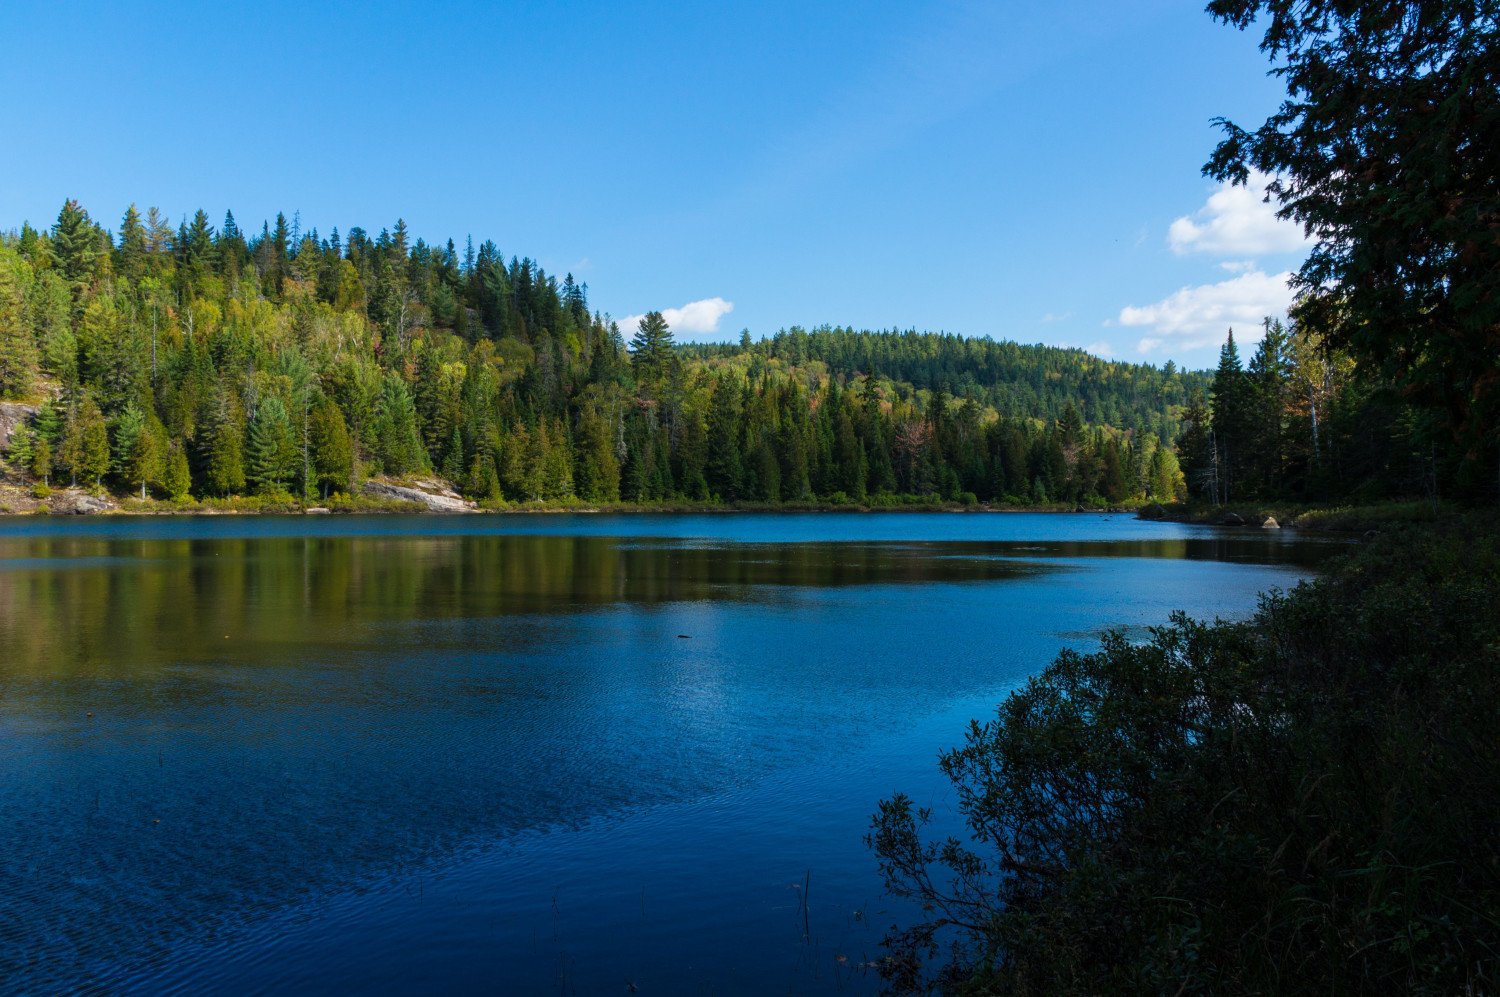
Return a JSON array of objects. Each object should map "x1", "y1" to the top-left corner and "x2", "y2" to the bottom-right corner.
[{"x1": 0, "y1": 512, "x2": 1340, "y2": 994}]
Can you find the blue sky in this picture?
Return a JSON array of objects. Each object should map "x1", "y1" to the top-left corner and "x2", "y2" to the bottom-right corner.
[{"x1": 1, "y1": 1, "x2": 1307, "y2": 370}]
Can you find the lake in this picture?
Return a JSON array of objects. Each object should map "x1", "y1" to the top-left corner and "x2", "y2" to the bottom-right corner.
[{"x1": 0, "y1": 512, "x2": 1338, "y2": 994}]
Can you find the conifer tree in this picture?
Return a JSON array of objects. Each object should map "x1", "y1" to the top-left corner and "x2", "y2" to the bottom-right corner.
[
  {"x1": 309, "y1": 396, "x2": 354, "y2": 497},
  {"x1": 246, "y1": 396, "x2": 298, "y2": 495},
  {"x1": 1210, "y1": 330, "x2": 1253, "y2": 500},
  {"x1": 629, "y1": 311, "x2": 674, "y2": 389},
  {"x1": 0, "y1": 248, "x2": 40, "y2": 399},
  {"x1": 112, "y1": 405, "x2": 167, "y2": 499},
  {"x1": 117, "y1": 204, "x2": 148, "y2": 283},
  {"x1": 61, "y1": 396, "x2": 110, "y2": 487},
  {"x1": 163, "y1": 443, "x2": 192, "y2": 500},
  {"x1": 51, "y1": 199, "x2": 101, "y2": 301},
  {"x1": 1176, "y1": 388, "x2": 1215, "y2": 501},
  {"x1": 203, "y1": 389, "x2": 246, "y2": 496},
  {"x1": 705, "y1": 376, "x2": 743, "y2": 500}
]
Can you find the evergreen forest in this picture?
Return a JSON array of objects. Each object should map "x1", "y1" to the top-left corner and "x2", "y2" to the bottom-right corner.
[{"x1": 0, "y1": 203, "x2": 1208, "y2": 509}]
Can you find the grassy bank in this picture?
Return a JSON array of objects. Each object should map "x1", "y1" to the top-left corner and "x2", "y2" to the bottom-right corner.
[{"x1": 1140, "y1": 498, "x2": 1455, "y2": 533}]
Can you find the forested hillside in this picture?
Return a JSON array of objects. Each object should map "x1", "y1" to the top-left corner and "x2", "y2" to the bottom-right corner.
[
  {"x1": 684, "y1": 328, "x2": 1206, "y2": 440},
  {"x1": 0, "y1": 201, "x2": 1190, "y2": 508}
]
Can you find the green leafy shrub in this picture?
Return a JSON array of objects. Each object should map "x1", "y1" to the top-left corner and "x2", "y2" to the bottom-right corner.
[{"x1": 871, "y1": 519, "x2": 1500, "y2": 994}]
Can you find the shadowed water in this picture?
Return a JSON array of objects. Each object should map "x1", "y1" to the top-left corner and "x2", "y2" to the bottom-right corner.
[{"x1": 0, "y1": 513, "x2": 1338, "y2": 994}]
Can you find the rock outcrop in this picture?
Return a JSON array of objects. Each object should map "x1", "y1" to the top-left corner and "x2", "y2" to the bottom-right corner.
[
  {"x1": 362, "y1": 478, "x2": 477, "y2": 513},
  {"x1": 1140, "y1": 502, "x2": 1167, "y2": 520},
  {"x1": 1260, "y1": 516, "x2": 1280, "y2": 529},
  {"x1": 1220, "y1": 511, "x2": 1246, "y2": 526},
  {"x1": 0, "y1": 402, "x2": 39, "y2": 452},
  {"x1": 52, "y1": 489, "x2": 116, "y2": 515}
]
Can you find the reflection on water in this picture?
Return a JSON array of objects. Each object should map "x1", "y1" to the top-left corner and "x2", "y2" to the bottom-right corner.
[{"x1": 0, "y1": 515, "x2": 1334, "y2": 993}]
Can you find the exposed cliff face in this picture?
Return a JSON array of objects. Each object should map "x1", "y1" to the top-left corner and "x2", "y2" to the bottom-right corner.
[
  {"x1": 361, "y1": 478, "x2": 478, "y2": 513},
  {"x1": 0, "y1": 402, "x2": 38, "y2": 452}
]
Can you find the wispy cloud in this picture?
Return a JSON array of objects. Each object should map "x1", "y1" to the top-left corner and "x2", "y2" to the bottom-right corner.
[
  {"x1": 1040, "y1": 310, "x2": 1073, "y2": 324},
  {"x1": 1120, "y1": 270, "x2": 1295, "y2": 350},
  {"x1": 620, "y1": 297, "x2": 735, "y2": 336},
  {"x1": 1168, "y1": 173, "x2": 1308, "y2": 257}
]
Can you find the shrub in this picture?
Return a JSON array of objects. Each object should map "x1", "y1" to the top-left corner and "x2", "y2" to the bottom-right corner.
[{"x1": 870, "y1": 519, "x2": 1500, "y2": 995}]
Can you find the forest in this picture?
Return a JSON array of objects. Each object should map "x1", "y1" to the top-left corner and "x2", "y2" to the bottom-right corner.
[{"x1": 0, "y1": 203, "x2": 1203, "y2": 510}]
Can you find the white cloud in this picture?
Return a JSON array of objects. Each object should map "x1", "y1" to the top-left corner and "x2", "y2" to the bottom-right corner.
[
  {"x1": 1168, "y1": 174, "x2": 1308, "y2": 257},
  {"x1": 1040, "y1": 310, "x2": 1073, "y2": 324},
  {"x1": 620, "y1": 297, "x2": 735, "y2": 336},
  {"x1": 1083, "y1": 340, "x2": 1112, "y2": 356},
  {"x1": 1119, "y1": 270, "x2": 1295, "y2": 349},
  {"x1": 1219, "y1": 259, "x2": 1257, "y2": 273},
  {"x1": 1136, "y1": 337, "x2": 1165, "y2": 354}
]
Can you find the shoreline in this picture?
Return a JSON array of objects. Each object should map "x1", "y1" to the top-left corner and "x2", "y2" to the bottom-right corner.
[{"x1": 1138, "y1": 498, "x2": 1454, "y2": 535}]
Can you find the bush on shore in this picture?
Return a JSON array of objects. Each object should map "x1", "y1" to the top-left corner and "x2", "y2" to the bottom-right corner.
[{"x1": 871, "y1": 518, "x2": 1500, "y2": 994}]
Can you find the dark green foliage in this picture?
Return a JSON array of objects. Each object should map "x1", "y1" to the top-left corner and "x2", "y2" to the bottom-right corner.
[
  {"x1": 0, "y1": 247, "x2": 40, "y2": 399},
  {"x1": 1206, "y1": 0, "x2": 1500, "y2": 478},
  {"x1": 309, "y1": 396, "x2": 353, "y2": 496},
  {"x1": 683, "y1": 327, "x2": 1209, "y2": 442},
  {"x1": 871, "y1": 522, "x2": 1500, "y2": 994},
  {"x1": 200, "y1": 388, "x2": 245, "y2": 497},
  {"x1": 163, "y1": 442, "x2": 191, "y2": 500},
  {"x1": 629, "y1": 311, "x2": 675, "y2": 391},
  {"x1": 60, "y1": 396, "x2": 109, "y2": 487},
  {"x1": 50, "y1": 199, "x2": 102, "y2": 300},
  {"x1": 112, "y1": 404, "x2": 167, "y2": 498},
  {"x1": 704, "y1": 375, "x2": 743, "y2": 500},
  {"x1": 245, "y1": 396, "x2": 298, "y2": 495}
]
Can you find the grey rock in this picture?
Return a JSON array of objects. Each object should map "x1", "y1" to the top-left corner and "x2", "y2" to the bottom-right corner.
[
  {"x1": 1141, "y1": 502, "x2": 1167, "y2": 520},
  {"x1": 54, "y1": 490, "x2": 115, "y2": 515},
  {"x1": 1220, "y1": 512, "x2": 1245, "y2": 526},
  {"x1": 0, "y1": 402, "x2": 39, "y2": 452},
  {"x1": 1260, "y1": 516, "x2": 1280, "y2": 529},
  {"x1": 362, "y1": 478, "x2": 477, "y2": 513}
]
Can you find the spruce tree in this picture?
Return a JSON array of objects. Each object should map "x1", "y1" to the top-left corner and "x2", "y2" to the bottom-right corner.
[
  {"x1": 1210, "y1": 330, "x2": 1253, "y2": 501},
  {"x1": 309, "y1": 396, "x2": 353, "y2": 497},
  {"x1": 163, "y1": 443, "x2": 192, "y2": 501},
  {"x1": 51, "y1": 199, "x2": 100, "y2": 299},
  {"x1": 629, "y1": 311, "x2": 674, "y2": 389},
  {"x1": 117, "y1": 204, "x2": 147, "y2": 283},
  {"x1": 246, "y1": 396, "x2": 298, "y2": 495},
  {"x1": 1176, "y1": 389, "x2": 1215, "y2": 501},
  {"x1": 705, "y1": 376, "x2": 743, "y2": 500},
  {"x1": 203, "y1": 390, "x2": 246, "y2": 496},
  {"x1": 0, "y1": 248, "x2": 40, "y2": 399}
]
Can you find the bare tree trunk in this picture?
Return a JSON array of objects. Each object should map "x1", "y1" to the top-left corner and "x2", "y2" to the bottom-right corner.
[{"x1": 1308, "y1": 386, "x2": 1320, "y2": 466}]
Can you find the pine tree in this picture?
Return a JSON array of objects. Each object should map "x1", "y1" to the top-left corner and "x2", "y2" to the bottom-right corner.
[
  {"x1": 309, "y1": 396, "x2": 354, "y2": 496},
  {"x1": 163, "y1": 442, "x2": 192, "y2": 500},
  {"x1": 373, "y1": 376, "x2": 426, "y2": 477},
  {"x1": 5, "y1": 422, "x2": 35, "y2": 471},
  {"x1": 1210, "y1": 330, "x2": 1253, "y2": 501},
  {"x1": 203, "y1": 390, "x2": 246, "y2": 496},
  {"x1": 1176, "y1": 389, "x2": 1215, "y2": 501},
  {"x1": 0, "y1": 247, "x2": 40, "y2": 399},
  {"x1": 246, "y1": 396, "x2": 298, "y2": 494},
  {"x1": 705, "y1": 376, "x2": 743, "y2": 500},
  {"x1": 51, "y1": 199, "x2": 101, "y2": 300},
  {"x1": 1247, "y1": 319, "x2": 1291, "y2": 495},
  {"x1": 113, "y1": 405, "x2": 167, "y2": 499},
  {"x1": 117, "y1": 204, "x2": 148, "y2": 283},
  {"x1": 61, "y1": 397, "x2": 110, "y2": 487},
  {"x1": 629, "y1": 311, "x2": 674, "y2": 390}
]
